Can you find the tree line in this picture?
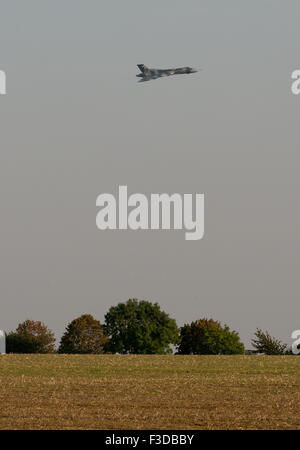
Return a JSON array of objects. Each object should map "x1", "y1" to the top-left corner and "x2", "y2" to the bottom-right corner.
[{"x1": 3, "y1": 298, "x2": 297, "y2": 355}]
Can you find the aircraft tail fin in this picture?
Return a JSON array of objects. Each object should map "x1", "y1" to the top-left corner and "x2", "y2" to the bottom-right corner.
[{"x1": 137, "y1": 64, "x2": 150, "y2": 74}]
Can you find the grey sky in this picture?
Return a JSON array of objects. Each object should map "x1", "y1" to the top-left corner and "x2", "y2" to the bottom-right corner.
[{"x1": 0, "y1": 1, "x2": 299, "y2": 348}]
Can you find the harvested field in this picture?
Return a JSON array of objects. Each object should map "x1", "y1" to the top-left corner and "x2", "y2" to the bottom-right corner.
[{"x1": 0, "y1": 354, "x2": 299, "y2": 430}]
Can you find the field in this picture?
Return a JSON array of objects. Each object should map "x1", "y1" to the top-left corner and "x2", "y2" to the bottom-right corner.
[{"x1": 0, "y1": 354, "x2": 299, "y2": 430}]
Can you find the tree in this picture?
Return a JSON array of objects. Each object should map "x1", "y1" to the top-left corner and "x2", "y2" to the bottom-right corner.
[
  {"x1": 58, "y1": 314, "x2": 108, "y2": 354},
  {"x1": 6, "y1": 320, "x2": 55, "y2": 353},
  {"x1": 103, "y1": 299, "x2": 179, "y2": 354},
  {"x1": 177, "y1": 318, "x2": 245, "y2": 355},
  {"x1": 251, "y1": 328, "x2": 287, "y2": 355}
]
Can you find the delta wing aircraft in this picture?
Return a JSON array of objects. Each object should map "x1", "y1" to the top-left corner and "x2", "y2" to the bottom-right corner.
[{"x1": 136, "y1": 64, "x2": 198, "y2": 82}]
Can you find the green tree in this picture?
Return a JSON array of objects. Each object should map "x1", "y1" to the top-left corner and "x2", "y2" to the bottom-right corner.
[
  {"x1": 177, "y1": 318, "x2": 245, "y2": 355},
  {"x1": 58, "y1": 314, "x2": 108, "y2": 354},
  {"x1": 103, "y1": 299, "x2": 179, "y2": 354},
  {"x1": 251, "y1": 328, "x2": 287, "y2": 355},
  {"x1": 6, "y1": 320, "x2": 55, "y2": 353}
]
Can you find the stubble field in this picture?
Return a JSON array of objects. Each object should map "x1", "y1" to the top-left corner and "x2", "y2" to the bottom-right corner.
[{"x1": 0, "y1": 354, "x2": 299, "y2": 430}]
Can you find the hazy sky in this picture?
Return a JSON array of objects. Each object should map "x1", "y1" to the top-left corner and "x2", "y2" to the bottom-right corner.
[{"x1": 0, "y1": 1, "x2": 299, "y2": 348}]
